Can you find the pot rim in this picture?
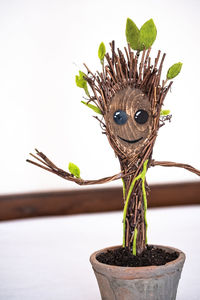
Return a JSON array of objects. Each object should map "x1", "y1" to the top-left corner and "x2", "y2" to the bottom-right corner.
[{"x1": 90, "y1": 244, "x2": 186, "y2": 279}]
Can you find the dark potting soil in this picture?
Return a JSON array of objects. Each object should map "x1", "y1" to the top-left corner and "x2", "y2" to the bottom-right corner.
[{"x1": 96, "y1": 245, "x2": 179, "y2": 267}]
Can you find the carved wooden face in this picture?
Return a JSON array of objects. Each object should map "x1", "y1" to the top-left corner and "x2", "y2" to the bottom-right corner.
[{"x1": 105, "y1": 86, "x2": 153, "y2": 155}]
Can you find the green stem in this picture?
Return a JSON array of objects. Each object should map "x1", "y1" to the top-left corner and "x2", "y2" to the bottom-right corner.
[
  {"x1": 132, "y1": 228, "x2": 138, "y2": 255},
  {"x1": 141, "y1": 160, "x2": 148, "y2": 244},
  {"x1": 122, "y1": 173, "x2": 141, "y2": 248},
  {"x1": 122, "y1": 160, "x2": 149, "y2": 253},
  {"x1": 142, "y1": 178, "x2": 148, "y2": 244}
]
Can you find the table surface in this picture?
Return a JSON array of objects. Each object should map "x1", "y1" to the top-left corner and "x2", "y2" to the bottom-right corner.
[{"x1": 0, "y1": 205, "x2": 199, "y2": 300}]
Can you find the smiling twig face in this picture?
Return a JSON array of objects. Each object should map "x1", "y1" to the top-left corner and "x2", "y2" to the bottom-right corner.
[
  {"x1": 105, "y1": 87, "x2": 153, "y2": 156},
  {"x1": 84, "y1": 41, "x2": 171, "y2": 163}
]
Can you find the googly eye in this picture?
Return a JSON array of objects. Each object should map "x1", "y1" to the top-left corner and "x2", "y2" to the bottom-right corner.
[
  {"x1": 134, "y1": 110, "x2": 149, "y2": 124},
  {"x1": 113, "y1": 110, "x2": 128, "y2": 125}
]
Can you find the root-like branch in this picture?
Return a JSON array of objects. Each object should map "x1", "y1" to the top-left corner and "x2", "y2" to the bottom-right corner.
[{"x1": 151, "y1": 160, "x2": 200, "y2": 177}]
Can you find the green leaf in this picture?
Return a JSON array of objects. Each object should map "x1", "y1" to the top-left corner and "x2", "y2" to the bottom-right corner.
[
  {"x1": 68, "y1": 162, "x2": 80, "y2": 178},
  {"x1": 75, "y1": 71, "x2": 85, "y2": 88},
  {"x1": 125, "y1": 18, "x2": 140, "y2": 50},
  {"x1": 81, "y1": 101, "x2": 102, "y2": 115},
  {"x1": 98, "y1": 42, "x2": 106, "y2": 63},
  {"x1": 139, "y1": 19, "x2": 157, "y2": 50},
  {"x1": 167, "y1": 63, "x2": 183, "y2": 79},
  {"x1": 126, "y1": 18, "x2": 157, "y2": 51},
  {"x1": 75, "y1": 71, "x2": 89, "y2": 97},
  {"x1": 160, "y1": 109, "x2": 171, "y2": 116}
]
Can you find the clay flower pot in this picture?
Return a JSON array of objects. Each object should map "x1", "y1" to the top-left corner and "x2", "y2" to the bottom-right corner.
[{"x1": 90, "y1": 245, "x2": 185, "y2": 300}]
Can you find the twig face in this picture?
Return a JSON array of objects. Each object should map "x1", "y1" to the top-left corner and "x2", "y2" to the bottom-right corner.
[
  {"x1": 104, "y1": 86, "x2": 153, "y2": 157},
  {"x1": 84, "y1": 42, "x2": 171, "y2": 166}
]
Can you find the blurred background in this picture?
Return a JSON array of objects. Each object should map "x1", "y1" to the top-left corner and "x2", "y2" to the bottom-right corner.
[{"x1": 0, "y1": 0, "x2": 199, "y2": 195}]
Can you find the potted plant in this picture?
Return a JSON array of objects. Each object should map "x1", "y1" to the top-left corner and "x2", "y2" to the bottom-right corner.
[{"x1": 27, "y1": 18, "x2": 200, "y2": 300}]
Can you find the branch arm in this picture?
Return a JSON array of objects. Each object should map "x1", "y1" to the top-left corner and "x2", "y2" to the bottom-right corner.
[
  {"x1": 27, "y1": 149, "x2": 123, "y2": 186},
  {"x1": 151, "y1": 160, "x2": 200, "y2": 177}
]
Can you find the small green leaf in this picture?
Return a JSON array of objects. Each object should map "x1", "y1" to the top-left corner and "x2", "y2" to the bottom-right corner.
[
  {"x1": 167, "y1": 63, "x2": 183, "y2": 79},
  {"x1": 139, "y1": 19, "x2": 157, "y2": 50},
  {"x1": 81, "y1": 101, "x2": 102, "y2": 115},
  {"x1": 160, "y1": 109, "x2": 171, "y2": 116},
  {"x1": 68, "y1": 162, "x2": 80, "y2": 178},
  {"x1": 75, "y1": 71, "x2": 89, "y2": 97},
  {"x1": 125, "y1": 18, "x2": 140, "y2": 50},
  {"x1": 98, "y1": 42, "x2": 106, "y2": 63},
  {"x1": 75, "y1": 71, "x2": 85, "y2": 88}
]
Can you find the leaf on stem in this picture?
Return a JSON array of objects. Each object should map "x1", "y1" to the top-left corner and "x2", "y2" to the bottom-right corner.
[
  {"x1": 75, "y1": 71, "x2": 89, "y2": 97},
  {"x1": 125, "y1": 18, "x2": 140, "y2": 50},
  {"x1": 139, "y1": 19, "x2": 157, "y2": 50},
  {"x1": 81, "y1": 101, "x2": 102, "y2": 115},
  {"x1": 167, "y1": 62, "x2": 183, "y2": 79},
  {"x1": 68, "y1": 162, "x2": 80, "y2": 178},
  {"x1": 98, "y1": 42, "x2": 106, "y2": 64}
]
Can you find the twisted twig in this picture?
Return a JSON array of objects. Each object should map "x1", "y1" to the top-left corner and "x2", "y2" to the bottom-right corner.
[
  {"x1": 27, "y1": 149, "x2": 124, "y2": 186},
  {"x1": 151, "y1": 160, "x2": 200, "y2": 177}
]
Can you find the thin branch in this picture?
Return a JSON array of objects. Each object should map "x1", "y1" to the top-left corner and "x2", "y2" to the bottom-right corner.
[
  {"x1": 27, "y1": 157, "x2": 122, "y2": 186},
  {"x1": 154, "y1": 50, "x2": 161, "y2": 69},
  {"x1": 27, "y1": 149, "x2": 144, "y2": 186},
  {"x1": 35, "y1": 149, "x2": 59, "y2": 169},
  {"x1": 83, "y1": 63, "x2": 96, "y2": 78},
  {"x1": 144, "y1": 47, "x2": 151, "y2": 74},
  {"x1": 93, "y1": 116, "x2": 106, "y2": 129},
  {"x1": 151, "y1": 160, "x2": 200, "y2": 177},
  {"x1": 138, "y1": 49, "x2": 146, "y2": 84}
]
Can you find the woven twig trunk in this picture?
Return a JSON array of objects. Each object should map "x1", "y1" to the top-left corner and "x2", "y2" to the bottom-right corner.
[{"x1": 123, "y1": 174, "x2": 147, "y2": 253}]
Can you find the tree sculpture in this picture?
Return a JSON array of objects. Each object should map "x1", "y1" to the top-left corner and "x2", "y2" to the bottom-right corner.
[{"x1": 27, "y1": 18, "x2": 200, "y2": 256}]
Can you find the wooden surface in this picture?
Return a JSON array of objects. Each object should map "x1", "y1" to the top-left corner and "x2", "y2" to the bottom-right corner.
[
  {"x1": 0, "y1": 181, "x2": 200, "y2": 221},
  {"x1": 0, "y1": 206, "x2": 199, "y2": 300}
]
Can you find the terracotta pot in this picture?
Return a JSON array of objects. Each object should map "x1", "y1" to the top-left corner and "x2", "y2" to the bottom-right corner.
[{"x1": 90, "y1": 245, "x2": 185, "y2": 300}]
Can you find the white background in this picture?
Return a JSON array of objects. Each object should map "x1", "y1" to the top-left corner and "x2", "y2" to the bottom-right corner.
[{"x1": 0, "y1": 0, "x2": 200, "y2": 194}]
